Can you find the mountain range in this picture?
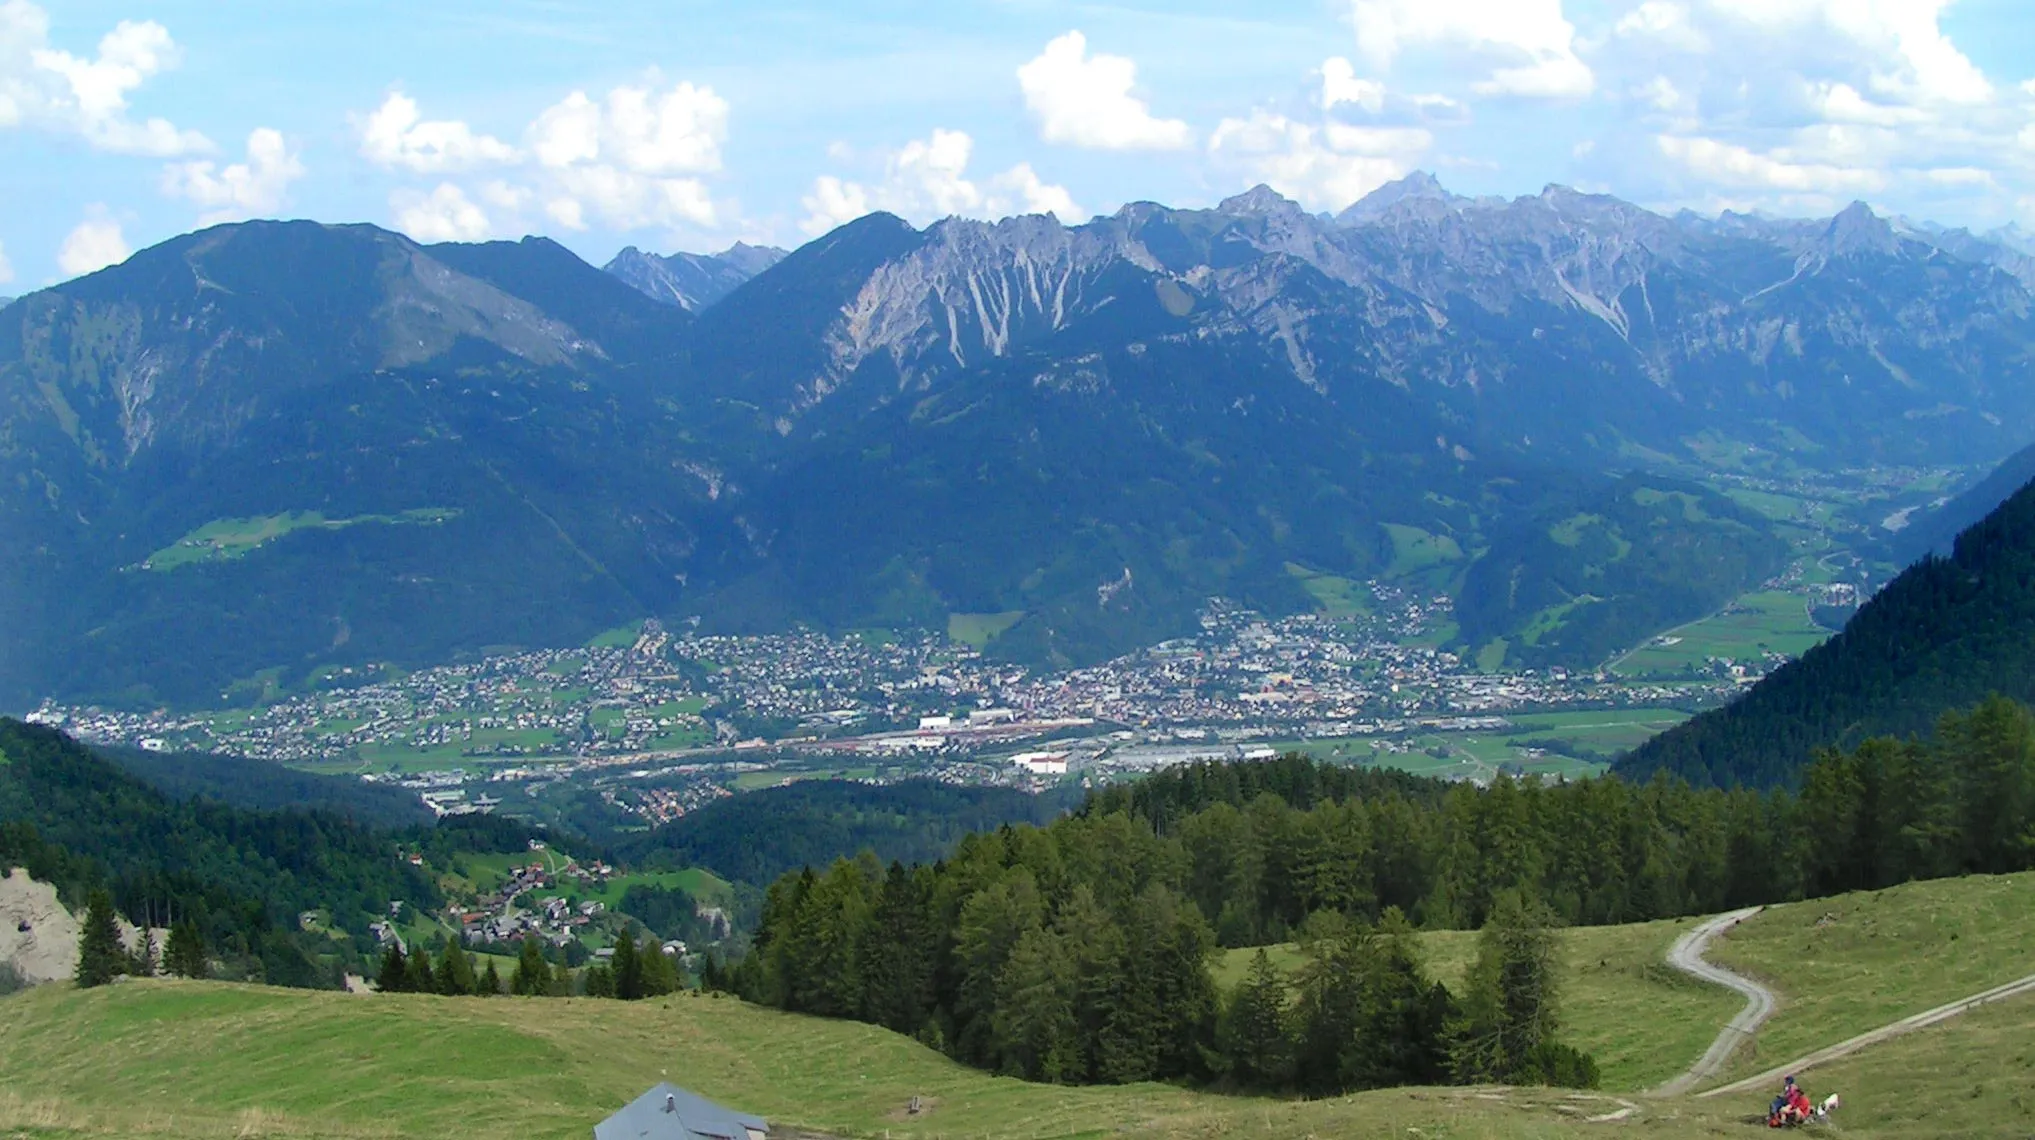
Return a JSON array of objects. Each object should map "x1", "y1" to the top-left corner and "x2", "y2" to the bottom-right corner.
[{"x1": 4, "y1": 175, "x2": 2034, "y2": 707}]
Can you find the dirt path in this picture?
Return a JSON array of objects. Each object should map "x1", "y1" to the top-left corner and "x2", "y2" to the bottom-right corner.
[
  {"x1": 1649, "y1": 907, "x2": 1772, "y2": 1098},
  {"x1": 1696, "y1": 971, "x2": 2035, "y2": 1099}
]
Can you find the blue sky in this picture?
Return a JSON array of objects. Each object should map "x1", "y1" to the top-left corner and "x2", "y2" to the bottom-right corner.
[{"x1": 5, "y1": 0, "x2": 2035, "y2": 286}]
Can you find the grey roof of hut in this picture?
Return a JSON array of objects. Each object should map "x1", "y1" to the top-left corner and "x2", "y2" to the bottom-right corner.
[{"x1": 592, "y1": 1083, "x2": 769, "y2": 1140}]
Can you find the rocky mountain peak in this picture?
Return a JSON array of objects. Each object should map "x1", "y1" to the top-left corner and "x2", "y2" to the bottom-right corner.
[
  {"x1": 1337, "y1": 171, "x2": 1459, "y2": 225},
  {"x1": 1218, "y1": 184, "x2": 1306, "y2": 218},
  {"x1": 1820, "y1": 200, "x2": 1901, "y2": 257}
]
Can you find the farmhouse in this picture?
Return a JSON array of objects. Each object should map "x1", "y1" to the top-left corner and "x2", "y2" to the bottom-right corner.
[{"x1": 593, "y1": 1084, "x2": 767, "y2": 1140}]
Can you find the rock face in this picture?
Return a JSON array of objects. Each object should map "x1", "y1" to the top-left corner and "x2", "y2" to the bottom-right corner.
[
  {"x1": 0, "y1": 868, "x2": 80, "y2": 984},
  {"x1": 604, "y1": 242, "x2": 787, "y2": 310},
  {"x1": 5, "y1": 178, "x2": 2035, "y2": 700}
]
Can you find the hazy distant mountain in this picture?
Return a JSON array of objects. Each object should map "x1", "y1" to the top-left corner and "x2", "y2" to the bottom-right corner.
[
  {"x1": 6, "y1": 177, "x2": 2035, "y2": 705},
  {"x1": 604, "y1": 242, "x2": 787, "y2": 310},
  {"x1": 1885, "y1": 440, "x2": 2035, "y2": 566}
]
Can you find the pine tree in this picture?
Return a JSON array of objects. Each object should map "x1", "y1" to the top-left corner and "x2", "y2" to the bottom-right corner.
[
  {"x1": 164, "y1": 921, "x2": 209, "y2": 979},
  {"x1": 859, "y1": 862, "x2": 934, "y2": 1033},
  {"x1": 612, "y1": 927, "x2": 642, "y2": 1000},
  {"x1": 1450, "y1": 892, "x2": 1564, "y2": 1084},
  {"x1": 512, "y1": 937, "x2": 548, "y2": 996},
  {"x1": 582, "y1": 963, "x2": 616, "y2": 998},
  {"x1": 639, "y1": 939, "x2": 679, "y2": 997},
  {"x1": 479, "y1": 958, "x2": 502, "y2": 996},
  {"x1": 991, "y1": 927, "x2": 1079, "y2": 1081},
  {"x1": 438, "y1": 939, "x2": 476, "y2": 996},
  {"x1": 1219, "y1": 949, "x2": 1293, "y2": 1089},
  {"x1": 375, "y1": 945, "x2": 409, "y2": 992},
  {"x1": 404, "y1": 946, "x2": 435, "y2": 994},
  {"x1": 75, "y1": 888, "x2": 126, "y2": 989}
]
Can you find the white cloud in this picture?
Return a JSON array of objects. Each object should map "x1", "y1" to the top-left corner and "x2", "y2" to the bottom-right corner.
[
  {"x1": 1350, "y1": 0, "x2": 1593, "y2": 98},
  {"x1": 1656, "y1": 134, "x2": 1885, "y2": 193},
  {"x1": 359, "y1": 92, "x2": 516, "y2": 172},
  {"x1": 1320, "y1": 57, "x2": 1386, "y2": 112},
  {"x1": 391, "y1": 183, "x2": 491, "y2": 242},
  {"x1": 0, "y1": 1, "x2": 209, "y2": 155},
  {"x1": 549, "y1": 166, "x2": 717, "y2": 231},
  {"x1": 1209, "y1": 109, "x2": 1431, "y2": 210},
  {"x1": 1017, "y1": 31, "x2": 1192, "y2": 150},
  {"x1": 798, "y1": 129, "x2": 1082, "y2": 236},
  {"x1": 162, "y1": 128, "x2": 305, "y2": 224},
  {"x1": 1705, "y1": 0, "x2": 1990, "y2": 106},
  {"x1": 1811, "y1": 81, "x2": 1927, "y2": 126},
  {"x1": 1635, "y1": 76, "x2": 1687, "y2": 114},
  {"x1": 363, "y1": 79, "x2": 733, "y2": 240},
  {"x1": 527, "y1": 82, "x2": 727, "y2": 173},
  {"x1": 57, "y1": 208, "x2": 129, "y2": 276},
  {"x1": 1615, "y1": 2, "x2": 1708, "y2": 51},
  {"x1": 0, "y1": 239, "x2": 12, "y2": 286},
  {"x1": 800, "y1": 176, "x2": 870, "y2": 236}
]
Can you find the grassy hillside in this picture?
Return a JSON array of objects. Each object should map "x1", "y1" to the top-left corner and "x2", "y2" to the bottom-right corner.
[
  {"x1": 2, "y1": 874, "x2": 2033, "y2": 1139},
  {"x1": 1705, "y1": 870, "x2": 2035, "y2": 1081},
  {"x1": 0, "y1": 981, "x2": 1640, "y2": 1140}
]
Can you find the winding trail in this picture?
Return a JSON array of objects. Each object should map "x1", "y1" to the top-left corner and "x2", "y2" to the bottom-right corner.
[
  {"x1": 1696, "y1": 971, "x2": 2035, "y2": 1099},
  {"x1": 1648, "y1": 907, "x2": 1772, "y2": 1098}
]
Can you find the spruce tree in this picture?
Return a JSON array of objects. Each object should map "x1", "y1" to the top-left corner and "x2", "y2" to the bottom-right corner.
[
  {"x1": 990, "y1": 927, "x2": 1079, "y2": 1082},
  {"x1": 75, "y1": 888, "x2": 126, "y2": 989},
  {"x1": 165, "y1": 921, "x2": 209, "y2": 980},
  {"x1": 404, "y1": 946, "x2": 435, "y2": 994},
  {"x1": 612, "y1": 927, "x2": 642, "y2": 1000},
  {"x1": 479, "y1": 958, "x2": 502, "y2": 996},
  {"x1": 1219, "y1": 949, "x2": 1293, "y2": 1089},
  {"x1": 438, "y1": 939, "x2": 476, "y2": 996},
  {"x1": 376, "y1": 945, "x2": 409, "y2": 992},
  {"x1": 512, "y1": 938, "x2": 548, "y2": 996},
  {"x1": 1450, "y1": 892, "x2": 1563, "y2": 1084}
]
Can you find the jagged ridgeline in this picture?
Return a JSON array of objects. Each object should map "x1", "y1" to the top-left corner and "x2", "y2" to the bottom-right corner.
[
  {"x1": 6, "y1": 178, "x2": 2035, "y2": 704},
  {"x1": 1621, "y1": 473, "x2": 2035, "y2": 788}
]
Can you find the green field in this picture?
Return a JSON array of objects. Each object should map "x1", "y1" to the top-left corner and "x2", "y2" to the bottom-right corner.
[
  {"x1": 526, "y1": 867, "x2": 734, "y2": 911},
  {"x1": 1268, "y1": 726, "x2": 1620, "y2": 782},
  {"x1": 1612, "y1": 590, "x2": 1830, "y2": 677},
  {"x1": 947, "y1": 611, "x2": 1025, "y2": 649},
  {"x1": 144, "y1": 508, "x2": 457, "y2": 570},
  {"x1": 3, "y1": 873, "x2": 2034, "y2": 1138},
  {"x1": 1379, "y1": 523, "x2": 1464, "y2": 578},
  {"x1": 585, "y1": 621, "x2": 646, "y2": 649},
  {"x1": 1284, "y1": 564, "x2": 1373, "y2": 619}
]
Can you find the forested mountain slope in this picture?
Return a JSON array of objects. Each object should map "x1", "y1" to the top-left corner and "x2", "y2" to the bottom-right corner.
[
  {"x1": 0, "y1": 719, "x2": 436, "y2": 985},
  {"x1": 6, "y1": 179, "x2": 2035, "y2": 705},
  {"x1": 1619, "y1": 476, "x2": 2035, "y2": 787}
]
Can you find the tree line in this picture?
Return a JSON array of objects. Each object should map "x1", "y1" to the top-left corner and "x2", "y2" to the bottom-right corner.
[
  {"x1": 374, "y1": 926, "x2": 687, "y2": 1001},
  {"x1": 725, "y1": 699, "x2": 2035, "y2": 1095}
]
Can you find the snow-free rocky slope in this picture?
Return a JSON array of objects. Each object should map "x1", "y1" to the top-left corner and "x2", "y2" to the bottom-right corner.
[{"x1": 3, "y1": 177, "x2": 2032, "y2": 704}]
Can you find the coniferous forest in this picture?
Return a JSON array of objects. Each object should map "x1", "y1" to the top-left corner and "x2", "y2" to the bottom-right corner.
[{"x1": 731, "y1": 698, "x2": 2035, "y2": 1096}]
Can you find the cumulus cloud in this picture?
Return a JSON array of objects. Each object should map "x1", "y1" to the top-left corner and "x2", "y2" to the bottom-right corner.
[
  {"x1": 1615, "y1": 2, "x2": 1708, "y2": 52},
  {"x1": 1655, "y1": 134, "x2": 1885, "y2": 194},
  {"x1": 162, "y1": 128, "x2": 305, "y2": 224},
  {"x1": 1210, "y1": 109, "x2": 1432, "y2": 210},
  {"x1": 359, "y1": 79, "x2": 732, "y2": 240},
  {"x1": 1017, "y1": 31, "x2": 1192, "y2": 150},
  {"x1": 391, "y1": 183, "x2": 491, "y2": 242},
  {"x1": 798, "y1": 129, "x2": 1082, "y2": 236},
  {"x1": 524, "y1": 81, "x2": 727, "y2": 231},
  {"x1": 1351, "y1": 0, "x2": 1593, "y2": 98},
  {"x1": 0, "y1": 1, "x2": 209, "y2": 155},
  {"x1": 1705, "y1": 0, "x2": 1990, "y2": 106},
  {"x1": 359, "y1": 92, "x2": 516, "y2": 172},
  {"x1": 57, "y1": 208, "x2": 129, "y2": 277},
  {"x1": 1319, "y1": 58, "x2": 1386, "y2": 112}
]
